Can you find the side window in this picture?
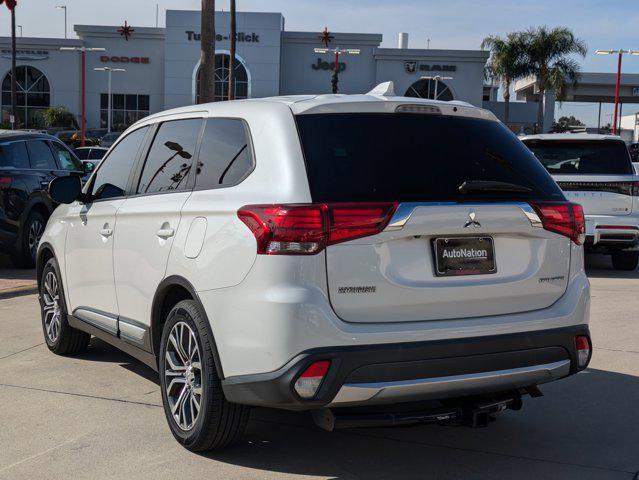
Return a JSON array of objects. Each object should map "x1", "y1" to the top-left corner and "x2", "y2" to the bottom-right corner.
[
  {"x1": 0, "y1": 141, "x2": 30, "y2": 168},
  {"x1": 75, "y1": 149, "x2": 89, "y2": 160},
  {"x1": 26, "y1": 140, "x2": 57, "y2": 170},
  {"x1": 88, "y1": 148, "x2": 106, "y2": 160},
  {"x1": 91, "y1": 126, "x2": 149, "y2": 200},
  {"x1": 50, "y1": 141, "x2": 81, "y2": 171},
  {"x1": 136, "y1": 118, "x2": 201, "y2": 194},
  {"x1": 195, "y1": 119, "x2": 253, "y2": 189}
]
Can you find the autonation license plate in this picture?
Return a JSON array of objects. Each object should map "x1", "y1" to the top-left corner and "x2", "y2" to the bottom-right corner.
[{"x1": 434, "y1": 237, "x2": 496, "y2": 277}]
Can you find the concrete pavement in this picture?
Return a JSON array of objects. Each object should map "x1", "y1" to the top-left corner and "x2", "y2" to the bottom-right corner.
[{"x1": 0, "y1": 255, "x2": 638, "y2": 479}]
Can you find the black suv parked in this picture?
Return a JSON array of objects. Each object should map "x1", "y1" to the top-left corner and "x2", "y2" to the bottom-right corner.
[{"x1": 0, "y1": 131, "x2": 84, "y2": 267}]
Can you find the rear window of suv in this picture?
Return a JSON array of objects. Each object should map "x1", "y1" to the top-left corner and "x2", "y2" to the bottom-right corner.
[
  {"x1": 295, "y1": 113, "x2": 563, "y2": 202},
  {"x1": 523, "y1": 140, "x2": 633, "y2": 175}
]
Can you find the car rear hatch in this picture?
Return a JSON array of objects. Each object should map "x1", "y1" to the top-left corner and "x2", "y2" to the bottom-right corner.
[
  {"x1": 292, "y1": 107, "x2": 580, "y2": 323},
  {"x1": 523, "y1": 139, "x2": 637, "y2": 216}
]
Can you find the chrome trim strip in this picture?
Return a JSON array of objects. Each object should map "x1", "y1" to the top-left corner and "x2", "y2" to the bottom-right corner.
[
  {"x1": 73, "y1": 307, "x2": 118, "y2": 336},
  {"x1": 329, "y1": 359, "x2": 571, "y2": 406},
  {"x1": 118, "y1": 317, "x2": 149, "y2": 348},
  {"x1": 383, "y1": 201, "x2": 543, "y2": 231}
]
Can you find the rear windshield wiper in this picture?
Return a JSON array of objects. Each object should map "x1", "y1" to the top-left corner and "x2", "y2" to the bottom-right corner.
[{"x1": 458, "y1": 180, "x2": 533, "y2": 194}]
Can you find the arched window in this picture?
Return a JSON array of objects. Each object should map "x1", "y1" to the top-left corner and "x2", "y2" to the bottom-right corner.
[
  {"x1": 195, "y1": 53, "x2": 249, "y2": 103},
  {"x1": 405, "y1": 78, "x2": 454, "y2": 101},
  {"x1": 2, "y1": 66, "x2": 51, "y2": 128}
]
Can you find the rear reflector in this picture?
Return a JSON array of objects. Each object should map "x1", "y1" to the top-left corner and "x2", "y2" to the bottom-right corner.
[
  {"x1": 238, "y1": 203, "x2": 397, "y2": 255},
  {"x1": 575, "y1": 336, "x2": 591, "y2": 369},
  {"x1": 294, "y1": 360, "x2": 331, "y2": 399},
  {"x1": 529, "y1": 202, "x2": 585, "y2": 245}
]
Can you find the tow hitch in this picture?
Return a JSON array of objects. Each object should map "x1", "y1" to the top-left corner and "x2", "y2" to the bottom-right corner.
[{"x1": 312, "y1": 390, "x2": 532, "y2": 431}]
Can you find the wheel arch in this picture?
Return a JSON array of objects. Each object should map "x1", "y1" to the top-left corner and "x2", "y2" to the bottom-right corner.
[
  {"x1": 151, "y1": 275, "x2": 225, "y2": 378},
  {"x1": 36, "y1": 242, "x2": 56, "y2": 291}
]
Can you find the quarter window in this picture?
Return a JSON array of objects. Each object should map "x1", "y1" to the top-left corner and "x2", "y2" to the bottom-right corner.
[
  {"x1": 50, "y1": 141, "x2": 81, "y2": 171},
  {"x1": 91, "y1": 126, "x2": 149, "y2": 200},
  {"x1": 0, "y1": 141, "x2": 30, "y2": 169},
  {"x1": 26, "y1": 140, "x2": 57, "y2": 170},
  {"x1": 195, "y1": 119, "x2": 253, "y2": 189},
  {"x1": 137, "y1": 119, "x2": 201, "y2": 194}
]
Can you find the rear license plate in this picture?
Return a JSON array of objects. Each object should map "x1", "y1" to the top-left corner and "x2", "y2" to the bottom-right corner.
[{"x1": 433, "y1": 237, "x2": 496, "y2": 277}]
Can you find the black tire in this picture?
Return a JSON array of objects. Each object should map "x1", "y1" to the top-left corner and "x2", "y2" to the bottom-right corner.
[
  {"x1": 39, "y1": 257, "x2": 91, "y2": 355},
  {"x1": 14, "y1": 210, "x2": 46, "y2": 268},
  {"x1": 159, "y1": 299, "x2": 250, "y2": 451},
  {"x1": 611, "y1": 251, "x2": 639, "y2": 271}
]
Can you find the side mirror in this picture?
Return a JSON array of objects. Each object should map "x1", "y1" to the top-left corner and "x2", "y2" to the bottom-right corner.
[
  {"x1": 49, "y1": 176, "x2": 83, "y2": 204},
  {"x1": 83, "y1": 161, "x2": 96, "y2": 174}
]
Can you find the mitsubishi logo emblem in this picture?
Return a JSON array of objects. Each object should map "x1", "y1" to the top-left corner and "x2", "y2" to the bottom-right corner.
[{"x1": 464, "y1": 211, "x2": 481, "y2": 228}]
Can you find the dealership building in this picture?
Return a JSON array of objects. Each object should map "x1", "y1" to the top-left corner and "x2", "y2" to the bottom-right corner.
[{"x1": 0, "y1": 9, "x2": 496, "y2": 131}]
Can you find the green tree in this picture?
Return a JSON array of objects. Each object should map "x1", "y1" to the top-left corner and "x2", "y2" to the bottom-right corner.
[
  {"x1": 481, "y1": 32, "x2": 528, "y2": 125},
  {"x1": 551, "y1": 115, "x2": 585, "y2": 133},
  {"x1": 41, "y1": 106, "x2": 78, "y2": 129},
  {"x1": 523, "y1": 26, "x2": 587, "y2": 133}
]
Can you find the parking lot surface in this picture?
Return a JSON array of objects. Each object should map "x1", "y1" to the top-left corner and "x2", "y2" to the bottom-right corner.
[{"x1": 0, "y1": 255, "x2": 638, "y2": 479}]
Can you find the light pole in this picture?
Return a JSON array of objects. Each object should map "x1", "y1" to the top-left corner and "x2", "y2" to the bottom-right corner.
[
  {"x1": 313, "y1": 46, "x2": 360, "y2": 93},
  {"x1": 420, "y1": 75, "x2": 453, "y2": 100},
  {"x1": 595, "y1": 49, "x2": 639, "y2": 135},
  {"x1": 60, "y1": 46, "x2": 106, "y2": 146},
  {"x1": 56, "y1": 5, "x2": 67, "y2": 39},
  {"x1": 17, "y1": 25, "x2": 22, "y2": 37},
  {"x1": 94, "y1": 67, "x2": 125, "y2": 133}
]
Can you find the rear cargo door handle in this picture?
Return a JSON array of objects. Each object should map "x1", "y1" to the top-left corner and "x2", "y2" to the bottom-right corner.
[{"x1": 156, "y1": 226, "x2": 175, "y2": 239}]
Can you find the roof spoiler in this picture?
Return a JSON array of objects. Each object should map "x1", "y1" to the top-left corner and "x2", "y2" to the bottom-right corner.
[{"x1": 367, "y1": 81, "x2": 396, "y2": 97}]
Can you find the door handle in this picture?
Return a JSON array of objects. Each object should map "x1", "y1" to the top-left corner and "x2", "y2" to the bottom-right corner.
[{"x1": 156, "y1": 227, "x2": 175, "y2": 239}]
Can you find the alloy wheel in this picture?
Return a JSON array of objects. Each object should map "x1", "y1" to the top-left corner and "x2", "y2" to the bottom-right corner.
[
  {"x1": 42, "y1": 271, "x2": 61, "y2": 343},
  {"x1": 164, "y1": 321, "x2": 202, "y2": 431},
  {"x1": 28, "y1": 219, "x2": 44, "y2": 259}
]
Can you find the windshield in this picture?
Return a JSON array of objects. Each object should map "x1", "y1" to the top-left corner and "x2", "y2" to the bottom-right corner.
[
  {"x1": 295, "y1": 113, "x2": 563, "y2": 203},
  {"x1": 523, "y1": 140, "x2": 633, "y2": 175}
]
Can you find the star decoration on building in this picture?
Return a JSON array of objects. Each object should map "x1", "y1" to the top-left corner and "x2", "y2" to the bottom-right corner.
[
  {"x1": 118, "y1": 21, "x2": 134, "y2": 41},
  {"x1": 318, "y1": 27, "x2": 334, "y2": 48}
]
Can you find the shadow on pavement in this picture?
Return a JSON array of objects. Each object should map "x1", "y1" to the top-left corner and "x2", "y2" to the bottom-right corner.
[{"x1": 585, "y1": 254, "x2": 639, "y2": 279}]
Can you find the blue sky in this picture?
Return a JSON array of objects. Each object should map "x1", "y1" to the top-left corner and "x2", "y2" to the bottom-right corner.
[{"x1": 2, "y1": 0, "x2": 638, "y2": 125}]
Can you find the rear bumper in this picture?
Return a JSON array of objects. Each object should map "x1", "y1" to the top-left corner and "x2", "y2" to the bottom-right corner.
[
  {"x1": 585, "y1": 215, "x2": 639, "y2": 251},
  {"x1": 221, "y1": 324, "x2": 591, "y2": 410}
]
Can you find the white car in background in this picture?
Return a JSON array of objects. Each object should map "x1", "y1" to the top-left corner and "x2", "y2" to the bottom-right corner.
[{"x1": 522, "y1": 134, "x2": 639, "y2": 270}]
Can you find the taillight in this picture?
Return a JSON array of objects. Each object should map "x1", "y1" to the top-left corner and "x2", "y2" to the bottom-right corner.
[
  {"x1": 575, "y1": 335, "x2": 591, "y2": 369},
  {"x1": 529, "y1": 201, "x2": 585, "y2": 245},
  {"x1": 0, "y1": 176, "x2": 11, "y2": 189},
  {"x1": 294, "y1": 360, "x2": 330, "y2": 399},
  {"x1": 238, "y1": 202, "x2": 397, "y2": 255},
  {"x1": 633, "y1": 181, "x2": 639, "y2": 196}
]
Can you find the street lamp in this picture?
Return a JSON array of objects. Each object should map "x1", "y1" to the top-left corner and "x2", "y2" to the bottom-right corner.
[
  {"x1": 313, "y1": 47, "x2": 360, "y2": 93},
  {"x1": 17, "y1": 25, "x2": 22, "y2": 37},
  {"x1": 60, "y1": 46, "x2": 107, "y2": 147},
  {"x1": 55, "y1": 5, "x2": 67, "y2": 39},
  {"x1": 94, "y1": 67, "x2": 125, "y2": 133},
  {"x1": 420, "y1": 75, "x2": 453, "y2": 100},
  {"x1": 595, "y1": 49, "x2": 639, "y2": 134}
]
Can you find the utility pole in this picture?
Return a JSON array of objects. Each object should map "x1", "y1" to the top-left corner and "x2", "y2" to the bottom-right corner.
[
  {"x1": 199, "y1": 0, "x2": 216, "y2": 103},
  {"x1": 595, "y1": 49, "x2": 639, "y2": 135},
  {"x1": 56, "y1": 5, "x2": 67, "y2": 39},
  {"x1": 227, "y1": 0, "x2": 236, "y2": 100},
  {"x1": 315, "y1": 28, "x2": 359, "y2": 94}
]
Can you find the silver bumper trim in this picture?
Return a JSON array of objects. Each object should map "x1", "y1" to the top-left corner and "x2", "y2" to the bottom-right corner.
[{"x1": 329, "y1": 359, "x2": 571, "y2": 406}]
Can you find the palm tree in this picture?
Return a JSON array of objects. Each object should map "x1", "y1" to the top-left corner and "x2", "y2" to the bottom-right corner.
[
  {"x1": 227, "y1": 0, "x2": 236, "y2": 100},
  {"x1": 199, "y1": 0, "x2": 215, "y2": 103},
  {"x1": 481, "y1": 32, "x2": 527, "y2": 125},
  {"x1": 523, "y1": 26, "x2": 587, "y2": 132}
]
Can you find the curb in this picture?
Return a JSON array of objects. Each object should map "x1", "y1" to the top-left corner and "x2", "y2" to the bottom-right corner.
[{"x1": 0, "y1": 285, "x2": 38, "y2": 300}]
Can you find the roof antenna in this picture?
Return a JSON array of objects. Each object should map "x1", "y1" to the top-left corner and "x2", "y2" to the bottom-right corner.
[{"x1": 367, "y1": 81, "x2": 396, "y2": 97}]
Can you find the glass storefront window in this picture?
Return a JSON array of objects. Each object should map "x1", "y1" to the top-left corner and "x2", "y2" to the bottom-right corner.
[
  {"x1": 100, "y1": 93, "x2": 150, "y2": 131},
  {"x1": 1, "y1": 66, "x2": 51, "y2": 128},
  {"x1": 195, "y1": 53, "x2": 249, "y2": 103}
]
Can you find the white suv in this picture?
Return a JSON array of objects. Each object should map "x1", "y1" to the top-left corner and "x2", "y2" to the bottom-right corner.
[
  {"x1": 522, "y1": 134, "x2": 639, "y2": 270},
  {"x1": 38, "y1": 90, "x2": 591, "y2": 451}
]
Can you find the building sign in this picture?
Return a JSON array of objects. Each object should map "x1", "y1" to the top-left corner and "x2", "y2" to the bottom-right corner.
[
  {"x1": 100, "y1": 55, "x2": 150, "y2": 64},
  {"x1": 312, "y1": 57, "x2": 346, "y2": 73},
  {"x1": 633, "y1": 87, "x2": 639, "y2": 97},
  {"x1": 1, "y1": 49, "x2": 49, "y2": 60},
  {"x1": 185, "y1": 31, "x2": 260, "y2": 43},
  {"x1": 404, "y1": 61, "x2": 457, "y2": 74}
]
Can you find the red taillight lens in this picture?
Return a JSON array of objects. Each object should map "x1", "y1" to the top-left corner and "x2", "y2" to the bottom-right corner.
[
  {"x1": 294, "y1": 360, "x2": 331, "y2": 399},
  {"x1": 238, "y1": 202, "x2": 397, "y2": 255},
  {"x1": 0, "y1": 176, "x2": 11, "y2": 189},
  {"x1": 529, "y1": 202, "x2": 585, "y2": 245},
  {"x1": 575, "y1": 335, "x2": 591, "y2": 369}
]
